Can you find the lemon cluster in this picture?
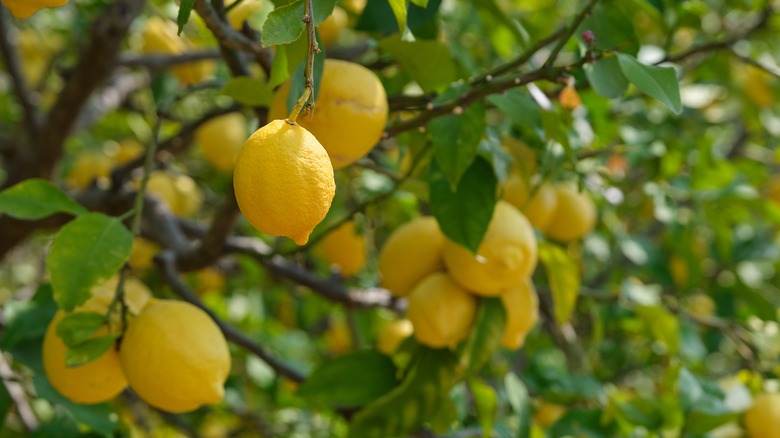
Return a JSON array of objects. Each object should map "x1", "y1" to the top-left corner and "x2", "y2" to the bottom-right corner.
[
  {"x1": 378, "y1": 202, "x2": 540, "y2": 350},
  {"x1": 501, "y1": 138, "x2": 597, "y2": 242},
  {"x1": 42, "y1": 278, "x2": 230, "y2": 413}
]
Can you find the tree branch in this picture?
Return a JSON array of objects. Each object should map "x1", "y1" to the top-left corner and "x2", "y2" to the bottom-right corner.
[
  {"x1": 0, "y1": 7, "x2": 40, "y2": 136},
  {"x1": 542, "y1": 0, "x2": 599, "y2": 68},
  {"x1": 118, "y1": 51, "x2": 223, "y2": 69}
]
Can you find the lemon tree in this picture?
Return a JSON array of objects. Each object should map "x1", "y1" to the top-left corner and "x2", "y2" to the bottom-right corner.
[{"x1": 0, "y1": 0, "x2": 779, "y2": 437}]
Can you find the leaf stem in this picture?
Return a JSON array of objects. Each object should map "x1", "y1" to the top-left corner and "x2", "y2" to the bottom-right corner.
[{"x1": 287, "y1": 0, "x2": 319, "y2": 124}]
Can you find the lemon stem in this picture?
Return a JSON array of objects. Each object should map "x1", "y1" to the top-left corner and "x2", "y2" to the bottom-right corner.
[{"x1": 287, "y1": 0, "x2": 318, "y2": 124}]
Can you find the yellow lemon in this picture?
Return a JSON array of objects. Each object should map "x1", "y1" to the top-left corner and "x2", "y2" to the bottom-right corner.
[
  {"x1": 233, "y1": 119, "x2": 335, "y2": 245},
  {"x1": 325, "y1": 318, "x2": 352, "y2": 355},
  {"x1": 269, "y1": 59, "x2": 388, "y2": 169},
  {"x1": 141, "y1": 17, "x2": 214, "y2": 86},
  {"x1": 543, "y1": 183, "x2": 597, "y2": 242},
  {"x1": 316, "y1": 220, "x2": 367, "y2": 277},
  {"x1": 533, "y1": 401, "x2": 566, "y2": 428},
  {"x1": 500, "y1": 279, "x2": 539, "y2": 350},
  {"x1": 443, "y1": 201, "x2": 538, "y2": 296},
  {"x1": 502, "y1": 174, "x2": 558, "y2": 230},
  {"x1": 119, "y1": 299, "x2": 231, "y2": 413},
  {"x1": 42, "y1": 312, "x2": 127, "y2": 404},
  {"x1": 196, "y1": 113, "x2": 247, "y2": 172},
  {"x1": 226, "y1": 0, "x2": 263, "y2": 30},
  {"x1": 503, "y1": 136, "x2": 537, "y2": 177},
  {"x1": 378, "y1": 216, "x2": 445, "y2": 297},
  {"x1": 42, "y1": 277, "x2": 151, "y2": 405},
  {"x1": 376, "y1": 319, "x2": 413, "y2": 355},
  {"x1": 112, "y1": 139, "x2": 144, "y2": 165},
  {"x1": 318, "y1": 6, "x2": 348, "y2": 47},
  {"x1": 145, "y1": 171, "x2": 204, "y2": 218},
  {"x1": 128, "y1": 237, "x2": 160, "y2": 272},
  {"x1": 66, "y1": 152, "x2": 113, "y2": 189},
  {"x1": 18, "y1": 28, "x2": 59, "y2": 86},
  {"x1": 192, "y1": 267, "x2": 226, "y2": 295},
  {"x1": 341, "y1": 0, "x2": 366, "y2": 15},
  {"x1": 407, "y1": 273, "x2": 477, "y2": 349},
  {"x1": 1, "y1": 0, "x2": 67, "y2": 19},
  {"x1": 744, "y1": 393, "x2": 780, "y2": 438}
]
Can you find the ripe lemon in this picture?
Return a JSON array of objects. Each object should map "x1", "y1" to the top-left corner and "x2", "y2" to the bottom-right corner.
[
  {"x1": 443, "y1": 201, "x2": 538, "y2": 296},
  {"x1": 112, "y1": 139, "x2": 144, "y2": 165},
  {"x1": 145, "y1": 170, "x2": 203, "y2": 218},
  {"x1": 543, "y1": 183, "x2": 597, "y2": 242},
  {"x1": 744, "y1": 393, "x2": 780, "y2": 438},
  {"x1": 318, "y1": 6, "x2": 348, "y2": 47},
  {"x1": 141, "y1": 17, "x2": 214, "y2": 86},
  {"x1": 1, "y1": 0, "x2": 68, "y2": 19},
  {"x1": 533, "y1": 401, "x2": 566, "y2": 428},
  {"x1": 378, "y1": 216, "x2": 445, "y2": 297},
  {"x1": 325, "y1": 318, "x2": 352, "y2": 355},
  {"x1": 128, "y1": 237, "x2": 160, "y2": 272},
  {"x1": 42, "y1": 277, "x2": 151, "y2": 405},
  {"x1": 316, "y1": 220, "x2": 367, "y2": 277},
  {"x1": 503, "y1": 137, "x2": 537, "y2": 177},
  {"x1": 500, "y1": 279, "x2": 539, "y2": 350},
  {"x1": 376, "y1": 319, "x2": 413, "y2": 355},
  {"x1": 226, "y1": 0, "x2": 263, "y2": 29},
  {"x1": 18, "y1": 29, "x2": 59, "y2": 86},
  {"x1": 196, "y1": 113, "x2": 247, "y2": 172},
  {"x1": 502, "y1": 174, "x2": 558, "y2": 230},
  {"x1": 342, "y1": 0, "x2": 366, "y2": 15},
  {"x1": 66, "y1": 151, "x2": 113, "y2": 189},
  {"x1": 407, "y1": 273, "x2": 477, "y2": 349},
  {"x1": 119, "y1": 299, "x2": 231, "y2": 413},
  {"x1": 233, "y1": 119, "x2": 335, "y2": 245},
  {"x1": 268, "y1": 59, "x2": 388, "y2": 169},
  {"x1": 192, "y1": 267, "x2": 226, "y2": 295}
]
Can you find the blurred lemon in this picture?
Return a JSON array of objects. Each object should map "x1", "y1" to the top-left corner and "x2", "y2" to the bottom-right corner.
[
  {"x1": 316, "y1": 220, "x2": 367, "y2": 277},
  {"x1": 500, "y1": 279, "x2": 539, "y2": 350},
  {"x1": 196, "y1": 113, "x2": 247, "y2": 172},
  {"x1": 1, "y1": 0, "x2": 68, "y2": 19},
  {"x1": 145, "y1": 170, "x2": 204, "y2": 218},
  {"x1": 128, "y1": 237, "x2": 160, "y2": 272},
  {"x1": 66, "y1": 151, "x2": 113, "y2": 189},
  {"x1": 318, "y1": 6, "x2": 348, "y2": 47},
  {"x1": 502, "y1": 174, "x2": 558, "y2": 230},
  {"x1": 744, "y1": 393, "x2": 780, "y2": 438},
  {"x1": 543, "y1": 183, "x2": 597, "y2": 242},
  {"x1": 407, "y1": 273, "x2": 477, "y2": 349},
  {"x1": 376, "y1": 319, "x2": 413, "y2": 355},
  {"x1": 379, "y1": 216, "x2": 445, "y2": 297}
]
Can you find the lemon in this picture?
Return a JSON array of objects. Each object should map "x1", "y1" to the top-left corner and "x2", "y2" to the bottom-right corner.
[
  {"x1": 192, "y1": 267, "x2": 226, "y2": 295},
  {"x1": 112, "y1": 139, "x2": 144, "y2": 165},
  {"x1": 233, "y1": 119, "x2": 335, "y2": 245},
  {"x1": 318, "y1": 6, "x2": 348, "y2": 47},
  {"x1": 500, "y1": 279, "x2": 539, "y2": 350},
  {"x1": 341, "y1": 0, "x2": 366, "y2": 15},
  {"x1": 145, "y1": 170, "x2": 204, "y2": 218},
  {"x1": 378, "y1": 216, "x2": 445, "y2": 297},
  {"x1": 119, "y1": 299, "x2": 231, "y2": 413},
  {"x1": 226, "y1": 0, "x2": 263, "y2": 29},
  {"x1": 268, "y1": 59, "x2": 388, "y2": 169},
  {"x1": 316, "y1": 220, "x2": 367, "y2": 277},
  {"x1": 66, "y1": 151, "x2": 113, "y2": 189},
  {"x1": 42, "y1": 312, "x2": 127, "y2": 404},
  {"x1": 744, "y1": 393, "x2": 780, "y2": 438},
  {"x1": 141, "y1": 17, "x2": 214, "y2": 86},
  {"x1": 325, "y1": 318, "x2": 352, "y2": 355},
  {"x1": 533, "y1": 401, "x2": 566, "y2": 428},
  {"x1": 767, "y1": 175, "x2": 780, "y2": 205},
  {"x1": 196, "y1": 113, "x2": 247, "y2": 172},
  {"x1": 502, "y1": 174, "x2": 558, "y2": 230},
  {"x1": 1, "y1": 0, "x2": 68, "y2": 19},
  {"x1": 503, "y1": 136, "x2": 537, "y2": 177},
  {"x1": 42, "y1": 277, "x2": 151, "y2": 405},
  {"x1": 407, "y1": 273, "x2": 477, "y2": 349},
  {"x1": 443, "y1": 201, "x2": 538, "y2": 296},
  {"x1": 128, "y1": 237, "x2": 160, "y2": 272},
  {"x1": 543, "y1": 183, "x2": 597, "y2": 242},
  {"x1": 376, "y1": 319, "x2": 413, "y2": 355},
  {"x1": 18, "y1": 29, "x2": 59, "y2": 86}
]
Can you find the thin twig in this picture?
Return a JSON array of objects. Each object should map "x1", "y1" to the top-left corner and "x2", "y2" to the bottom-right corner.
[
  {"x1": 288, "y1": 0, "x2": 319, "y2": 123},
  {"x1": 119, "y1": 51, "x2": 222, "y2": 69},
  {"x1": 542, "y1": 0, "x2": 600, "y2": 69},
  {"x1": 0, "y1": 351, "x2": 38, "y2": 431}
]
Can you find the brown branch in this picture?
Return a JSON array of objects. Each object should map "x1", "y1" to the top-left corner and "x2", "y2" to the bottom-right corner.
[
  {"x1": 470, "y1": 27, "x2": 565, "y2": 86},
  {"x1": 177, "y1": 186, "x2": 240, "y2": 271},
  {"x1": 0, "y1": 7, "x2": 39, "y2": 136},
  {"x1": 542, "y1": 0, "x2": 599, "y2": 69},
  {"x1": 118, "y1": 51, "x2": 223, "y2": 69},
  {"x1": 193, "y1": 0, "x2": 270, "y2": 60},
  {"x1": 156, "y1": 250, "x2": 307, "y2": 382}
]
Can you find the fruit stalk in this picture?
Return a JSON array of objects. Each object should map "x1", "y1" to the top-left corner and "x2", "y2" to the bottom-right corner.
[{"x1": 287, "y1": 0, "x2": 319, "y2": 123}]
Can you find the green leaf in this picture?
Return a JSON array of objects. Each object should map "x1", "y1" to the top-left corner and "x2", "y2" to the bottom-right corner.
[
  {"x1": 468, "y1": 378, "x2": 497, "y2": 438},
  {"x1": 487, "y1": 89, "x2": 542, "y2": 131},
  {"x1": 579, "y1": 3, "x2": 638, "y2": 55},
  {"x1": 429, "y1": 157, "x2": 497, "y2": 254},
  {"x1": 538, "y1": 242, "x2": 581, "y2": 324},
  {"x1": 296, "y1": 351, "x2": 398, "y2": 409},
  {"x1": 428, "y1": 86, "x2": 486, "y2": 189},
  {"x1": 261, "y1": 0, "x2": 337, "y2": 46},
  {"x1": 0, "y1": 179, "x2": 86, "y2": 220},
  {"x1": 0, "y1": 380, "x2": 11, "y2": 425},
  {"x1": 1, "y1": 284, "x2": 57, "y2": 349},
  {"x1": 616, "y1": 53, "x2": 682, "y2": 114},
  {"x1": 222, "y1": 77, "x2": 274, "y2": 107},
  {"x1": 349, "y1": 347, "x2": 458, "y2": 438},
  {"x1": 55, "y1": 312, "x2": 105, "y2": 348},
  {"x1": 460, "y1": 297, "x2": 506, "y2": 375},
  {"x1": 504, "y1": 373, "x2": 531, "y2": 437},
  {"x1": 31, "y1": 415, "x2": 81, "y2": 438},
  {"x1": 584, "y1": 57, "x2": 629, "y2": 99},
  {"x1": 379, "y1": 36, "x2": 458, "y2": 93},
  {"x1": 268, "y1": 43, "x2": 291, "y2": 88},
  {"x1": 47, "y1": 213, "x2": 133, "y2": 312},
  {"x1": 176, "y1": 0, "x2": 197, "y2": 35},
  {"x1": 410, "y1": 0, "x2": 428, "y2": 6},
  {"x1": 33, "y1": 374, "x2": 118, "y2": 435},
  {"x1": 65, "y1": 334, "x2": 119, "y2": 367},
  {"x1": 549, "y1": 408, "x2": 617, "y2": 437},
  {"x1": 388, "y1": 0, "x2": 407, "y2": 31}
]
